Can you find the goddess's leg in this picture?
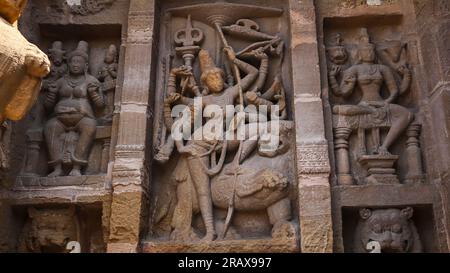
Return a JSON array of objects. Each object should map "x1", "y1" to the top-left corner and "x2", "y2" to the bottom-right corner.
[
  {"x1": 44, "y1": 118, "x2": 65, "y2": 177},
  {"x1": 186, "y1": 155, "x2": 217, "y2": 241},
  {"x1": 70, "y1": 117, "x2": 96, "y2": 176},
  {"x1": 379, "y1": 104, "x2": 413, "y2": 154}
]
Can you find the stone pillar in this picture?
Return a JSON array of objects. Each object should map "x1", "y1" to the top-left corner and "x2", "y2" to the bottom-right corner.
[
  {"x1": 289, "y1": 0, "x2": 333, "y2": 252},
  {"x1": 101, "y1": 139, "x2": 111, "y2": 174},
  {"x1": 414, "y1": 1, "x2": 450, "y2": 250},
  {"x1": 405, "y1": 124, "x2": 424, "y2": 184},
  {"x1": 107, "y1": 0, "x2": 155, "y2": 253},
  {"x1": 334, "y1": 127, "x2": 353, "y2": 185},
  {"x1": 21, "y1": 128, "x2": 42, "y2": 176}
]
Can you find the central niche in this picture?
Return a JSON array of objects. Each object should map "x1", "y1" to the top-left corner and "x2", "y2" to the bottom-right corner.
[{"x1": 145, "y1": 0, "x2": 298, "y2": 252}]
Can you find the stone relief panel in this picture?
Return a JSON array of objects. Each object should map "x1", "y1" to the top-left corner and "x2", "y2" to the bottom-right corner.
[
  {"x1": 9, "y1": 27, "x2": 121, "y2": 187},
  {"x1": 325, "y1": 24, "x2": 424, "y2": 186},
  {"x1": 146, "y1": 1, "x2": 298, "y2": 252}
]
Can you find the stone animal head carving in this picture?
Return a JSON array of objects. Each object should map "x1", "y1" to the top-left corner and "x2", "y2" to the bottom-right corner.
[
  {"x1": 48, "y1": 41, "x2": 66, "y2": 66},
  {"x1": 258, "y1": 120, "x2": 294, "y2": 158},
  {"x1": 353, "y1": 207, "x2": 423, "y2": 253},
  {"x1": 19, "y1": 207, "x2": 79, "y2": 253},
  {"x1": 327, "y1": 33, "x2": 348, "y2": 65}
]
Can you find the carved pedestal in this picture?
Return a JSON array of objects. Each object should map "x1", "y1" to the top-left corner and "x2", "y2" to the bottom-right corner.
[{"x1": 358, "y1": 155, "x2": 399, "y2": 184}]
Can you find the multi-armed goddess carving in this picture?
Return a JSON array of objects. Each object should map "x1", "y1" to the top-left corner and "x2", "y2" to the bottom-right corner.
[
  {"x1": 327, "y1": 28, "x2": 423, "y2": 185},
  {"x1": 153, "y1": 10, "x2": 296, "y2": 243}
]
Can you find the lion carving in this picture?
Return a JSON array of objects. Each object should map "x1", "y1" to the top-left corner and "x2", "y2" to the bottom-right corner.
[
  {"x1": 353, "y1": 207, "x2": 423, "y2": 253},
  {"x1": 18, "y1": 207, "x2": 79, "y2": 253},
  {"x1": 168, "y1": 121, "x2": 296, "y2": 241}
]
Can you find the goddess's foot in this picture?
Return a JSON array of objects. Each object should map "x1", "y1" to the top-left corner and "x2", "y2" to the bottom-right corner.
[
  {"x1": 272, "y1": 221, "x2": 296, "y2": 239},
  {"x1": 374, "y1": 146, "x2": 391, "y2": 156},
  {"x1": 48, "y1": 166, "x2": 63, "y2": 177},
  {"x1": 201, "y1": 232, "x2": 217, "y2": 242},
  {"x1": 154, "y1": 151, "x2": 170, "y2": 164},
  {"x1": 69, "y1": 167, "x2": 82, "y2": 177}
]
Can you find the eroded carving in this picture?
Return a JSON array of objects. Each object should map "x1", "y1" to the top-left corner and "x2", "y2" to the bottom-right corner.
[
  {"x1": 0, "y1": 0, "x2": 50, "y2": 123},
  {"x1": 18, "y1": 207, "x2": 79, "y2": 253},
  {"x1": 50, "y1": 0, "x2": 116, "y2": 15},
  {"x1": 18, "y1": 206, "x2": 105, "y2": 253},
  {"x1": 0, "y1": 0, "x2": 50, "y2": 178},
  {"x1": 97, "y1": 44, "x2": 118, "y2": 124}
]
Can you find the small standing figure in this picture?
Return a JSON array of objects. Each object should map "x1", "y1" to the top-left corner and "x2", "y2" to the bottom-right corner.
[
  {"x1": 98, "y1": 45, "x2": 118, "y2": 84},
  {"x1": 38, "y1": 41, "x2": 68, "y2": 123},
  {"x1": 98, "y1": 44, "x2": 118, "y2": 124},
  {"x1": 21, "y1": 41, "x2": 68, "y2": 176},
  {"x1": 326, "y1": 33, "x2": 348, "y2": 67},
  {"x1": 45, "y1": 41, "x2": 68, "y2": 87}
]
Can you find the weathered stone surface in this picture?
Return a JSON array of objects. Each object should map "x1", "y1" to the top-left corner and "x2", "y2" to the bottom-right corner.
[
  {"x1": 108, "y1": 191, "x2": 144, "y2": 244},
  {"x1": 0, "y1": 0, "x2": 26, "y2": 24},
  {"x1": 142, "y1": 237, "x2": 299, "y2": 253},
  {"x1": 16, "y1": 174, "x2": 106, "y2": 187},
  {"x1": 0, "y1": 0, "x2": 50, "y2": 122},
  {"x1": 290, "y1": 0, "x2": 333, "y2": 253},
  {"x1": 0, "y1": 0, "x2": 50, "y2": 185}
]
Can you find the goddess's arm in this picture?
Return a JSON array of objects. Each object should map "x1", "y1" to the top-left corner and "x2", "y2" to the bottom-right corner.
[
  {"x1": 88, "y1": 80, "x2": 106, "y2": 108},
  {"x1": 398, "y1": 66, "x2": 412, "y2": 95},
  {"x1": 329, "y1": 67, "x2": 356, "y2": 97},
  {"x1": 44, "y1": 79, "x2": 60, "y2": 110},
  {"x1": 381, "y1": 66, "x2": 399, "y2": 103},
  {"x1": 254, "y1": 56, "x2": 269, "y2": 92},
  {"x1": 228, "y1": 58, "x2": 259, "y2": 100}
]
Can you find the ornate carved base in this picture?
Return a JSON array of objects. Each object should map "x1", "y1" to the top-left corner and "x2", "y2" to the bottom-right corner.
[
  {"x1": 16, "y1": 175, "x2": 106, "y2": 188},
  {"x1": 404, "y1": 175, "x2": 425, "y2": 184},
  {"x1": 358, "y1": 155, "x2": 399, "y2": 184},
  {"x1": 337, "y1": 174, "x2": 353, "y2": 185},
  {"x1": 141, "y1": 237, "x2": 299, "y2": 253}
]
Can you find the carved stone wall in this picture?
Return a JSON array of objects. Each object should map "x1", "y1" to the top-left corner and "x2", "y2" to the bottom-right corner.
[
  {"x1": 317, "y1": 0, "x2": 448, "y2": 252},
  {"x1": 0, "y1": 0, "x2": 449, "y2": 253},
  {"x1": 0, "y1": 0, "x2": 129, "y2": 253}
]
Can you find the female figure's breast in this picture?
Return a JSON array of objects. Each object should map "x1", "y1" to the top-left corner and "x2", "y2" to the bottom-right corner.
[{"x1": 357, "y1": 66, "x2": 384, "y2": 102}]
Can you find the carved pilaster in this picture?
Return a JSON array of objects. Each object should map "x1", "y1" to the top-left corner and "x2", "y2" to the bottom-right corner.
[
  {"x1": 108, "y1": 0, "x2": 156, "y2": 253},
  {"x1": 405, "y1": 124, "x2": 424, "y2": 184},
  {"x1": 297, "y1": 144, "x2": 331, "y2": 175},
  {"x1": 334, "y1": 127, "x2": 353, "y2": 185},
  {"x1": 21, "y1": 133, "x2": 41, "y2": 176},
  {"x1": 290, "y1": 0, "x2": 333, "y2": 253}
]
